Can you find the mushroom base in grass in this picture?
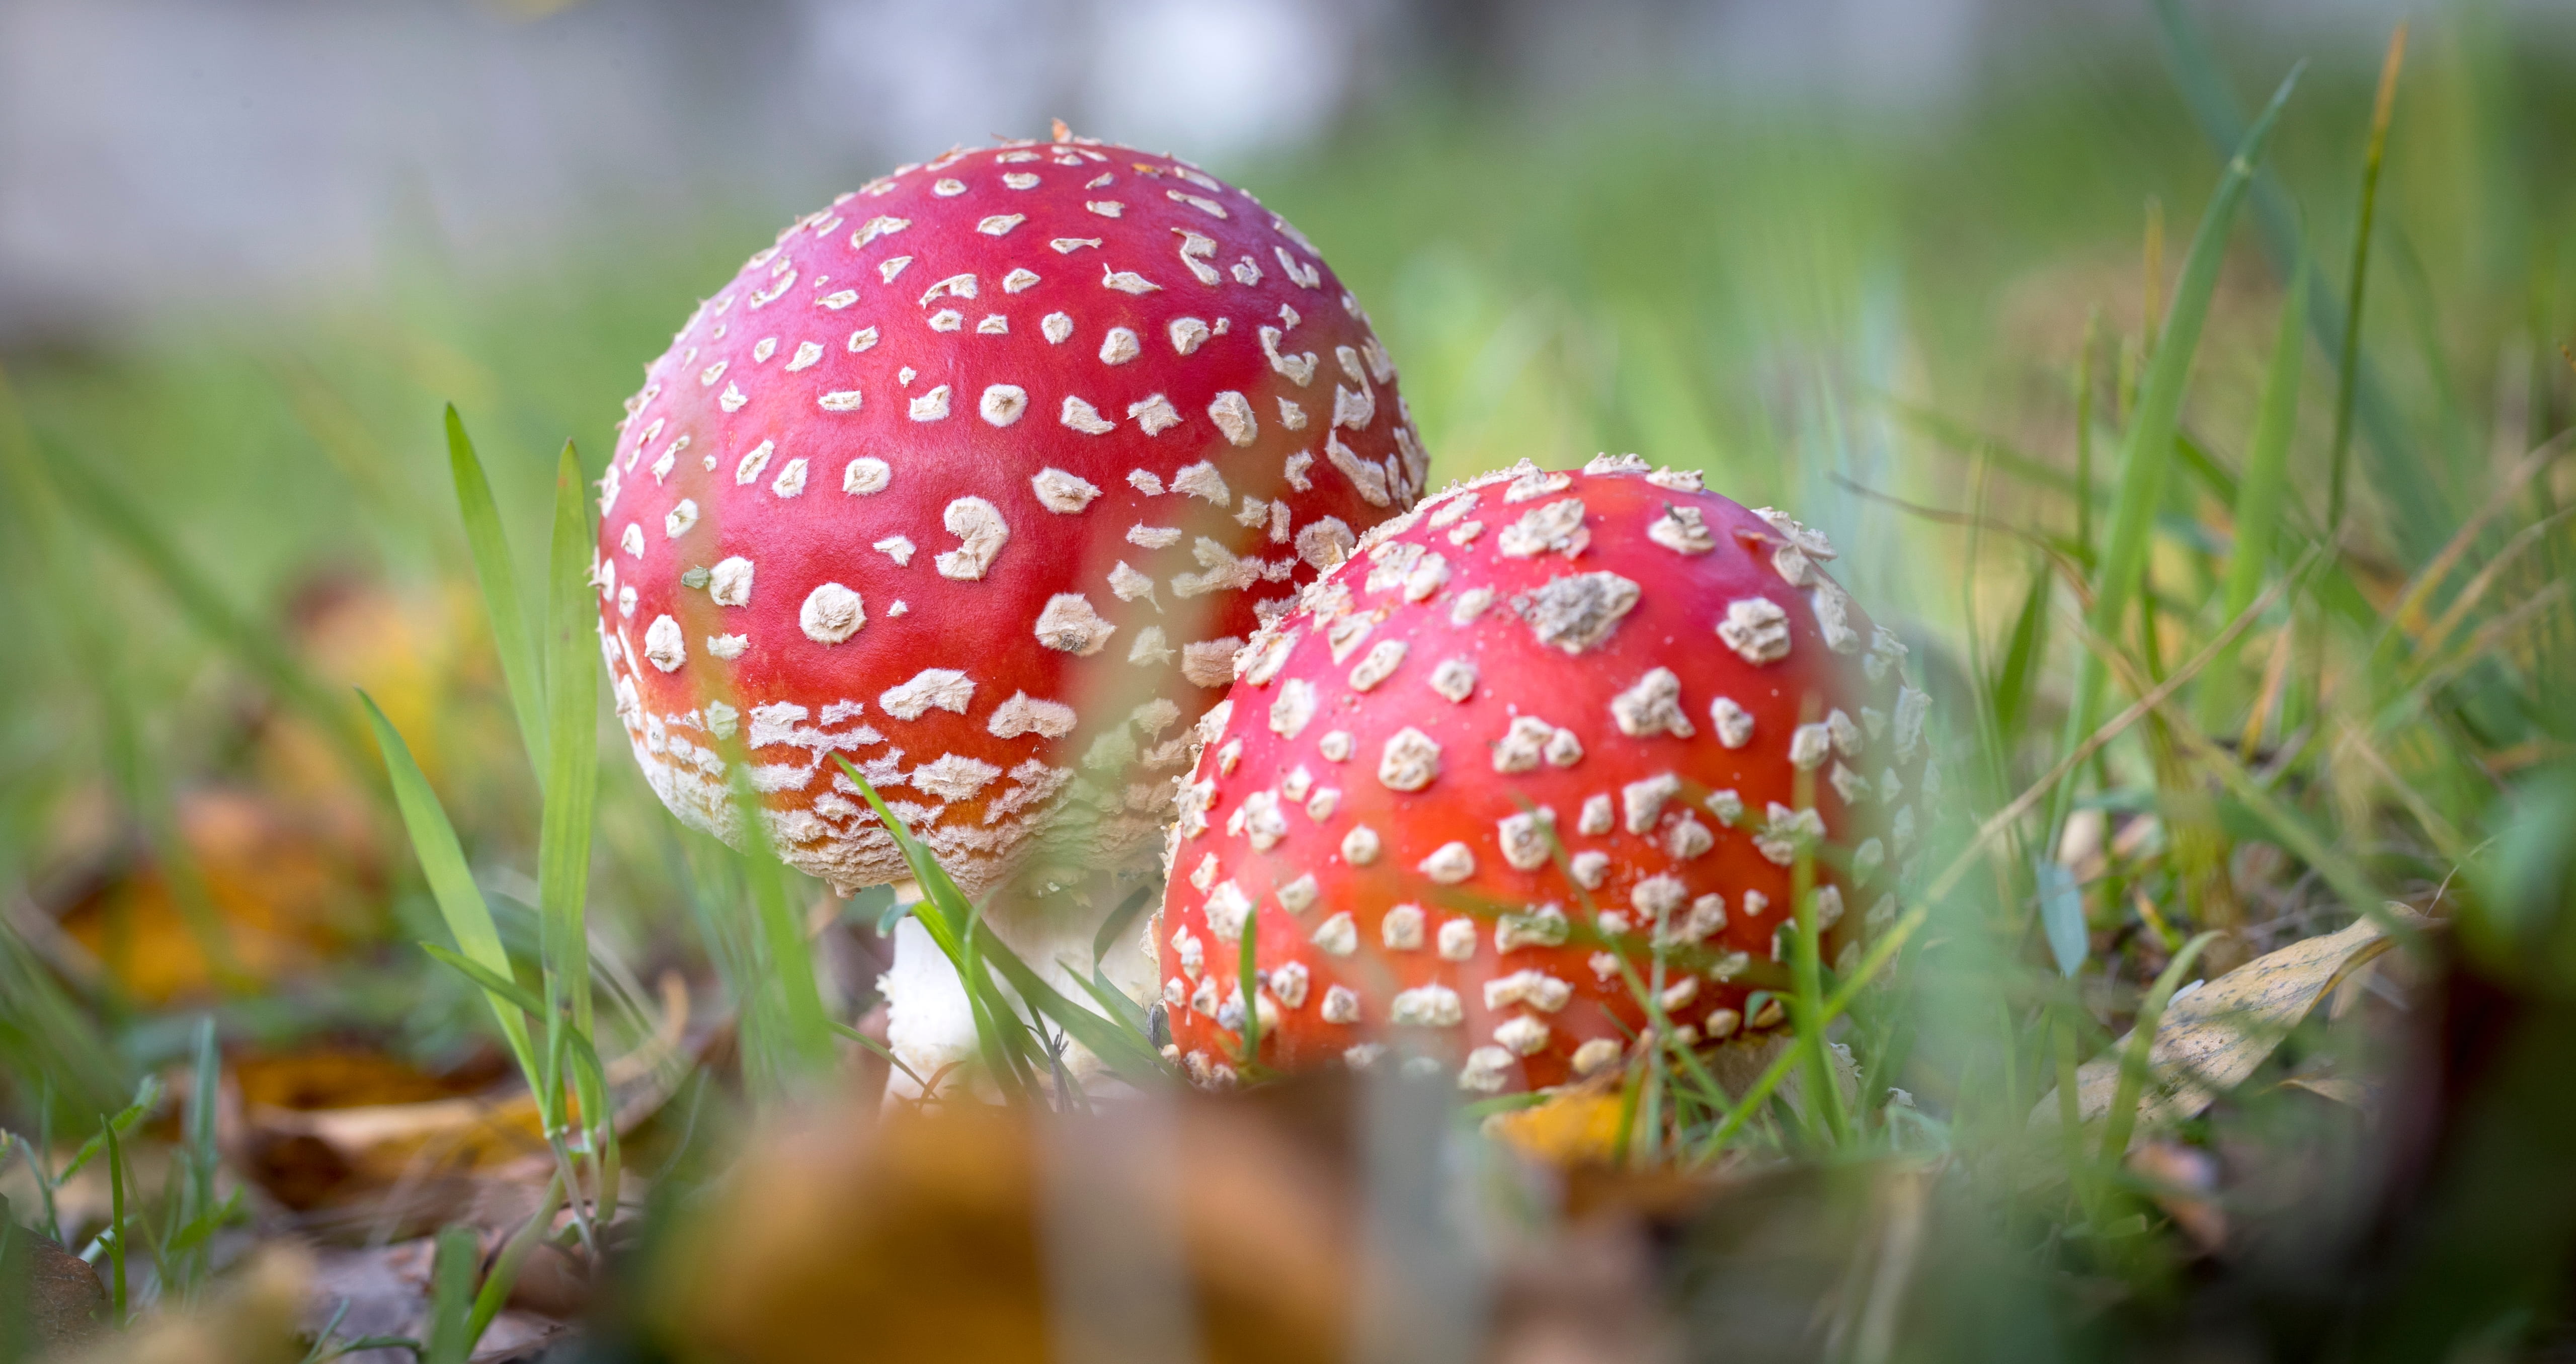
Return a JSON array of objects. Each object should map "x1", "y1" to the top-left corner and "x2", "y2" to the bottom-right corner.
[{"x1": 879, "y1": 867, "x2": 1165, "y2": 1097}]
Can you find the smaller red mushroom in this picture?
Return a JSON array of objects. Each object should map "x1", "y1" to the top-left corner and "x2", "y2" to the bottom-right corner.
[{"x1": 1153, "y1": 458, "x2": 1932, "y2": 1092}]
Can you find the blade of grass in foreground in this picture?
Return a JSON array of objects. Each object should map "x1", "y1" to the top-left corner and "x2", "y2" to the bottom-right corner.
[
  {"x1": 2075, "y1": 310, "x2": 2102, "y2": 566},
  {"x1": 538, "y1": 442, "x2": 601, "y2": 1051},
  {"x1": 2328, "y1": 23, "x2": 2407, "y2": 537},
  {"x1": 363, "y1": 691, "x2": 538, "y2": 1083},
  {"x1": 466, "y1": 1173, "x2": 565, "y2": 1347},
  {"x1": 420, "y1": 942, "x2": 545, "y2": 1018},
  {"x1": 1695, "y1": 901, "x2": 1931, "y2": 1162},
  {"x1": 2200, "y1": 255, "x2": 2309, "y2": 735},
  {"x1": 179, "y1": 1015, "x2": 221, "y2": 1295},
  {"x1": 981, "y1": 931, "x2": 1169, "y2": 1087},
  {"x1": 0, "y1": 916, "x2": 131, "y2": 1119},
  {"x1": 1992, "y1": 559, "x2": 2054, "y2": 740},
  {"x1": 534, "y1": 441, "x2": 617, "y2": 1235},
  {"x1": 834, "y1": 755, "x2": 1036, "y2": 1097},
  {"x1": 102, "y1": 1119, "x2": 127, "y2": 1320},
  {"x1": 1787, "y1": 757, "x2": 1849, "y2": 1145},
  {"x1": 2052, "y1": 61, "x2": 2303, "y2": 839},
  {"x1": 831, "y1": 755, "x2": 1166, "y2": 1092},
  {"x1": 421, "y1": 1223, "x2": 481, "y2": 1364},
  {"x1": 445, "y1": 406, "x2": 547, "y2": 787},
  {"x1": 1236, "y1": 903, "x2": 1264, "y2": 1068},
  {"x1": 726, "y1": 772, "x2": 836, "y2": 1093}
]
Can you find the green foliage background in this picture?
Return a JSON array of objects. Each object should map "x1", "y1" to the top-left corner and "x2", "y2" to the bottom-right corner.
[{"x1": 4, "y1": 6, "x2": 2576, "y2": 1356}]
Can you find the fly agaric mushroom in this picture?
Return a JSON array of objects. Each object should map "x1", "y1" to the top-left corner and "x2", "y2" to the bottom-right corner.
[
  {"x1": 596, "y1": 126, "x2": 1425, "y2": 1087},
  {"x1": 1155, "y1": 459, "x2": 1931, "y2": 1092}
]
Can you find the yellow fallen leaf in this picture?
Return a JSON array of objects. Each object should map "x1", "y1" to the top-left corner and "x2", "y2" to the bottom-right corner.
[
  {"x1": 1484, "y1": 1080, "x2": 1628, "y2": 1166},
  {"x1": 664, "y1": 1094, "x2": 1353, "y2": 1364},
  {"x1": 54, "y1": 790, "x2": 381, "y2": 1004},
  {"x1": 224, "y1": 975, "x2": 693, "y2": 1211},
  {"x1": 2034, "y1": 910, "x2": 2424, "y2": 1137}
]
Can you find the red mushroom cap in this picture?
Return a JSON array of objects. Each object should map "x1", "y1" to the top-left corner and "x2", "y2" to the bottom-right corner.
[
  {"x1": 596, "y1": 132, "x2": 1425, "y2": 898},
  {"x1": 1154, "y1": 459, "x2": 1933, "y2": 1093}
]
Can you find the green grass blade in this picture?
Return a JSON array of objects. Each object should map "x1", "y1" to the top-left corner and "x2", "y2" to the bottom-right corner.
[
  {"x1": 2075, "y1": 311, "x2": 2101, "y2": 566},
  {"x1": 1993, "y1": 560, "x2": 2054, "y2": 741},
  {"x1": 978, "y1": 929, "x2": 1168, "y2": 1087},
  {"x1": 2150, "y1": 0, "x2": 2451, "y2": 564},
  {"x1": 831, "y1": 1021, "x2": 930, "y2": 1090},
  {"x1": 1073, "y1": 966, "x2": 1157, "y2": 1044},
  {"x1": 362, "y1": 691, "x2": 538, "y2": 1081},
  {"x1": 2328, "y1": 25, "x2": 2407, "y2": 535},
  {"x1": 831, "y1": 755, "x2": 1051, "y2": 1095},
  {"x1": 2201, "y1": 260, "x2": 2310, "y2": 733},
  {"x1": 1090, "y1": 883, "x2": 1157, "y2": 969},
  {"x1": 1880, "y1": 400, "x2": 2080, "y2": 497},
  {"x1": 828, "y1": 755, "x2": 1022, "y2": 1083},
  {"x1": 538, "y1": 442, "x2": 601, "y2": 1054},
  {"x1": 102, "y1": 1118, "x2": 126, "y2": 1321},
  {"x1": 421, "y1": 942, "x2": 545, "y2": 1018},
  {"x1": 1787, "y1": 804, "x2": 1848, "y2": 1145},
  {"x1": 420, "y1": 1223, "x2": 481, "y2": 1364},
  {"x1": 729, "y1": 776, "x2": 836, "y2": 1090},
  {"x1": 1695, "y1": 902, "x2": 1931, "y2": 1162},
  {"x1": 2101, "y1": 60, "x2": 2300, "y2": 637},
  {"x1": 180, "y1": 1014, "x2": 221, "y2": 1293},
  {"x1": 163, "y1": 1188, "x2": 244, "y2": 1259},
  {"x1": 955, "y1": 913, "x2": 1035, "y2": 1101},
  {"x1": 1235, "y1": 904, "x2": 1263, "y2": 1067},
  {"x1": 445, "y1": 406, "x2": 547, "y2": 788},
  {"x1": 55, "y1": 1077, "x2": 160, "y2": 1184},
  {"x1": 2054, "y1": 62, "x2": 2302, "y2": 836},
  {"x1": 2171, "y1": 430, "x2": 2241, "y2": 507},
  {"x1": 466, "y1": 1174, "x2": 564, "y2": 1347},
  {"x1": 185, "y1": 1016, "x2": 218, "y2": 1188}
]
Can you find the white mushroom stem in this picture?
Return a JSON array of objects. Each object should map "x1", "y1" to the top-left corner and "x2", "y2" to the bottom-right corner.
[{"x1": 882, "y1": 889, "x2": 1160, "y2": 1100}]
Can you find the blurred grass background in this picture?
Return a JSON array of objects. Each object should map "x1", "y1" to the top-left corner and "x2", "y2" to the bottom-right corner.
[
  {"x1": 4, "y1": 1, "x2": 2576, "y2": 1355},
  {"x1": 5, "y1": 12, "x2": 2565, "y2": 928}
]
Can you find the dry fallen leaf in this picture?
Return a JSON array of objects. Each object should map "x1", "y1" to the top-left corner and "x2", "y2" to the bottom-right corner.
[
  {"x1": 2127, "y1": 1140, "x2": 2226, "y2": 1254},
  {"x1": 663, "y1": 1090, "x2": 1358, "y2": 1364},
  {"x1": 300, "y1": 1237, "x2": 565, "y2": 1363},
  {"x1": 2034, "y1": 910, "x2": 2424, "y2": 1137},
  {"x1": 220, "y1": 976, "x2": 692, "y2": 1218},
  {"x1": 49, "y1": 790, "x2": 382, "y2": 1003},
  {"x1": 5, "y1": 1217, "x2": 109, "y2": 1353},
  {"x1": 2276, "y1": 1073, "x2": 2380, "y2": 1113},
  {"x1": 1488, "y1": 1035, "x2": 1844, "y2": 1170}
]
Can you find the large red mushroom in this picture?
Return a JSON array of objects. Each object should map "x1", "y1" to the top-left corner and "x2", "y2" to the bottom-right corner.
[
  {"x1": 595, "y1": 126, "x2": 1424, "y2": 1087},
  {"x1": 1154, "y1": 460, "x2": 1930, "y2": 1092}
]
